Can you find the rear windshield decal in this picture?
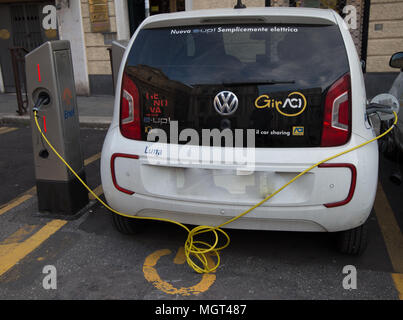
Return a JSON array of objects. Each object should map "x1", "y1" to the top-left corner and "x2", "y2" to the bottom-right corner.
[
  {"x1": 255, "y1": 126, "x2": 305, "y2": 138},
  {"x1": 170, "y1": 26, "x2": 299, "y2": 35},
  {"x1": 144, "y1": 92, "x2": 169, "y2": 117},
  {"x1": 292, "y1": 126, "x2": 305, "y2": 136},
  {"x1": 255, "y1": 92, "x2": 307, "y2": 117}
]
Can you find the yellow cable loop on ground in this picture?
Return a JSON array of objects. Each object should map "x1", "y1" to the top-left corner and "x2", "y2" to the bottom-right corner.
[{"x1": 34, "y1": 111, "x2": 397, "y2": 274}]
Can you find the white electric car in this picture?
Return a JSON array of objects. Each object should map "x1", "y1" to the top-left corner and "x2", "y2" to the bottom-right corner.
[{"x1": 101, "y1": 7, "x2": 380, "y2": 254}]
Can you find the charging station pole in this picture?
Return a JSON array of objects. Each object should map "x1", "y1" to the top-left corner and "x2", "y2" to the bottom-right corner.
[{"x1": 25, "y1": 40, "x2": 89, "y2": 216}]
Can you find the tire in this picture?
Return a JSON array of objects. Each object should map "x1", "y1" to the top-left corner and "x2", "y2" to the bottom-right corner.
[
  {"x1": 336, "y1": 220, "x2": 368, "y2": 255},
  {"x1": 112, "y1": 213, "x2": 141, "y2": 235}
]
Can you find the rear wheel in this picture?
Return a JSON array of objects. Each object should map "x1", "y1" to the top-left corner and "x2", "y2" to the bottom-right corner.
[
  {"x1": 336, "y1": 220, "x2": 368, "y2": 255},
  {"x1": 112, "y1": 213, "x2": 142, "y2": 235}
]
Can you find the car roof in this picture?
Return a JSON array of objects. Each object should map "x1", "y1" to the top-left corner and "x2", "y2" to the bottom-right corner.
[{"x1": 141, "y1": 7, "x2": 338, "y2": 29}]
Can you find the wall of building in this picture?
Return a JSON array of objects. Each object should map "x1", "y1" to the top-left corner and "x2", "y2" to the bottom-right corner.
[
  {"x1": 57, "y1": 0, "x2": 90, "y2": 95},
  {"x1": 114, "y1": 0, "x2": 131, "y2": 40},
  {"x1": 367, "y1": 0, "x2": 403, "y2": 73},
  {"x1": 81, "y1": 0, "x2": 117, "y2": 95}
]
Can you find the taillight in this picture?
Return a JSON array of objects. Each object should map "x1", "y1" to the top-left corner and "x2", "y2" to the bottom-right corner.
[
  {"x1": 120, "y1": 73, "x2": 141, "y2": 140},
  {"x1": 111, "y1": 153, "x2": 138, "y2": 195},
  {"x1": 321, "y1": 73, "x2": 351, "y2": 147},
  {"x1": 319, "y1": 163, "x2": 357, "y2": 208}
]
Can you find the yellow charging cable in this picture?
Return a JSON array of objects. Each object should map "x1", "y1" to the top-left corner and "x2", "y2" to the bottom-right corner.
[{"x1": 34, "y1": 110, "x2": 398, "y2": 274}]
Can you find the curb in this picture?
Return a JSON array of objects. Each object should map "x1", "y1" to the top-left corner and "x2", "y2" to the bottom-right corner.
[{"x1": 0, "y1": 114, "x2": 112, "y2": 129}]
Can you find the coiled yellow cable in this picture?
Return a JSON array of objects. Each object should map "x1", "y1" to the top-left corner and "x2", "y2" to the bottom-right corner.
[{"x1": 34, "y1": 111, "x2": 397, "y2": 274}]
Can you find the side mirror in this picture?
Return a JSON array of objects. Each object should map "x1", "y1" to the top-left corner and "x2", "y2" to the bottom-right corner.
[
  {"x1": 361, "y1": 60, "x2": 366, "y2": 73},
  {"x1": 368, "y1": 93, "x2": 400, "y2": 121},
  {"x1": 389, "y1": 52, "x2": 403, "y2": 70}
]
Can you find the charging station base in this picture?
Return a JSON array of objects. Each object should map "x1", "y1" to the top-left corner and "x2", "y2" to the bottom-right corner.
[{"x1": 36, "y1": 170, "x2": 89, "y2": 216}]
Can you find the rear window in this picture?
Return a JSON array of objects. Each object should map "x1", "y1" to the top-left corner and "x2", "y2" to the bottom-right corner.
[{"x1": 125, "y1": 24, "x2": 350, "y2": 147}]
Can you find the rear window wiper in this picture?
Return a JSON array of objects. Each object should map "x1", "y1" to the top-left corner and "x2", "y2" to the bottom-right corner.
[{"x1": 222, "y1": 80, "x2": 296, "y2": 86}]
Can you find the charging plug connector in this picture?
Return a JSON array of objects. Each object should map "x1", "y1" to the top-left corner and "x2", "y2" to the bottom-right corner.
[{"x1": 33, "y1": 92, "x2": 51, "y2": 113}]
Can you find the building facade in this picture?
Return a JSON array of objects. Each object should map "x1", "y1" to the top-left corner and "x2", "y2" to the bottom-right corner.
[
  {"x1": 367, "y1": 0, "x2": 403, "y2": 73},
  {"x1": 0, "y1": 0, "x2": 402, "y2": 95}
]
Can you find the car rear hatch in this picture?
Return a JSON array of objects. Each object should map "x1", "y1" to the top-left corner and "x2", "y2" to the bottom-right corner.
[
  {"x1": 115, "y1": 20, "x2": 356, "y2": 207},
  {"x1": 121, "y1": 23, "x2": 351, "y2": 148}
]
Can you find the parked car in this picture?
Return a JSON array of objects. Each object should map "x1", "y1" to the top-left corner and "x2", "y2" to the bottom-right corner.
[
  {"x1": 101, "y1": 7, "x2": 390, "y2": 254},
  {"x1": 386, "y1": 52, "x2": 403, "y2": 159}
]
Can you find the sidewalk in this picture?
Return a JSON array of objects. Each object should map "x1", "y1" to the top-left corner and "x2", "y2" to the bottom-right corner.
[{"x1": 0, "y1": 93, "x2": 115, "y2": 128}]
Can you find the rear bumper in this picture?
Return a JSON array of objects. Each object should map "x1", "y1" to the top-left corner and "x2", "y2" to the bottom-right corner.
[
  {"x1": 101, "y1": 127, "x2": 379, "y2": 232},
  {"x1": 103, "y1": 191, "x2": 373, "y2": 232}
]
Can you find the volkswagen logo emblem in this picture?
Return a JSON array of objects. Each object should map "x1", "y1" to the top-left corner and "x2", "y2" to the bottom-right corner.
[{"x1": 213, "y1": 91, "x2": 239, "y2": 116}]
